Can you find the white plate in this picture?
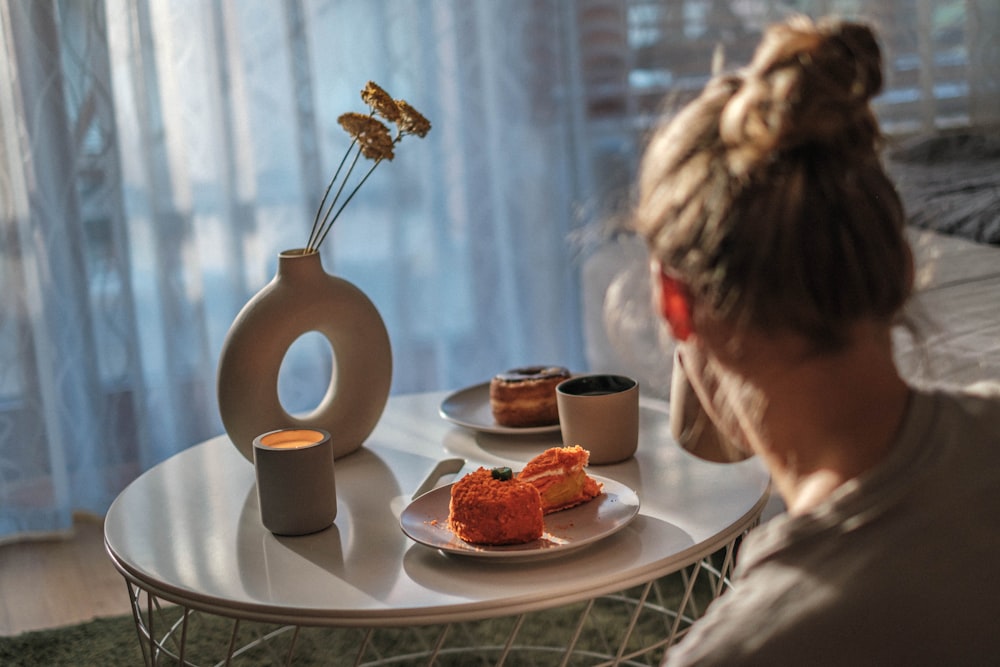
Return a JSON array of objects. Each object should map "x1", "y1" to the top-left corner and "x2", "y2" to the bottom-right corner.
[
  {"x1": 439, "y1": 382, "x2": 561, "y2": 435},
  {"x1": 400, "y1": 475, "x2": 639, "y2": 559}
]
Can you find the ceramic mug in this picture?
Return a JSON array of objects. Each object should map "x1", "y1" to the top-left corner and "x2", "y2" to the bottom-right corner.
[
  {"x1": 556, "y1": 374, "x2": 639, "y2": 465},
  {"x1": 669, "y1": 347, "x2": 751, "y2": 463},
  {"x1": 253, "y1": 428, "x2": 337, "y2": 535}
]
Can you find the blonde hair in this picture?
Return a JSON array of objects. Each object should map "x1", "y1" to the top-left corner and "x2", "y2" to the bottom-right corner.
[{"x1": 635, "y1": 16, "x2": 911, "y2": 351}]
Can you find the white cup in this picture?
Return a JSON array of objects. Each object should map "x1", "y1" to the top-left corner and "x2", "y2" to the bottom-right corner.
[
  {"x1": 669, "y1": 347, "x2": 751, "y2": 463},
  {"x1": 556, "y1": 374, "x2": 639, "y2": 465},
  {"x1": 253, "y1": 428, "x2": 337, "y2": 535}
]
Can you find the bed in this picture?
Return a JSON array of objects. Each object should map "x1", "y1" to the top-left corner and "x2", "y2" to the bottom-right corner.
[
  {"x1": 896, "y1": 229, "x2": 1000, "y2": 389},
  {"x1": 889, "y1": 129, "x2": 1000, "y2": 390}
]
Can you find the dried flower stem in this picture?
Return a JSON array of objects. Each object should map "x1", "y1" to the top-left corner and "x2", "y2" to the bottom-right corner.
[
  {"x1": 307, "y1": 140, "x2": 356, "y2": 251},
  {"x1": 303, "y1": 81, "x2": 431, "y2": 253},
  {"x1": 312, "y1": 154, "x2": 383, "y2": 251}
]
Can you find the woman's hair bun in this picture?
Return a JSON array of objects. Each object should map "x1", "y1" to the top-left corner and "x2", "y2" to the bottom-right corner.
[{"x1": 719, "y1": 16, "x2": 883, "y2": 175}]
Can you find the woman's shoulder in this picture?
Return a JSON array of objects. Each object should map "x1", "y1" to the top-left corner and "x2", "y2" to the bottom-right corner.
[
  {"x1": 928, "y1": 381, "x2": 1000, "y2": 433},
  {"x1": 953, "y1": 380, "x2": 1000, "y2": 400}
]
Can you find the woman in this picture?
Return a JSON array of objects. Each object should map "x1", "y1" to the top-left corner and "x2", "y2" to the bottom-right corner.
[{"x1": 633, "y1": 16, "x2": 1000, "y2": 666}]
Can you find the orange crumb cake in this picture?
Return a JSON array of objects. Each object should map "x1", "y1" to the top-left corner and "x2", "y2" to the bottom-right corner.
[
  {"x1": 448, "y1": 448, "x2": 604, "y2": 545},
  {"x1": 448, "y1": 467, "x2": 544, "y2": 545}
]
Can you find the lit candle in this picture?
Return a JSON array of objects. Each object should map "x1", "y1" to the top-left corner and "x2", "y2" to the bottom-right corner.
[{"x1": 258, "y1": 428, "x2": 326, "y2": 450}]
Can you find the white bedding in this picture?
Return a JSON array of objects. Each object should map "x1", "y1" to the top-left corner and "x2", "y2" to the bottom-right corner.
[{"x1": 895, "y1": 229, "x2": 1000, "y2": 389}]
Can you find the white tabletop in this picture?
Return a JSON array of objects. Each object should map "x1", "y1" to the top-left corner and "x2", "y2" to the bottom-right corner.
[{"x1": 105, "y1": 391, "x2": 770, "y2": 627}]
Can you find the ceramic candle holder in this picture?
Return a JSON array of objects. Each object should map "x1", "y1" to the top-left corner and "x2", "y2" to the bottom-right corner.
[{"x1": 252, "y1": 428, "x2": 337, "y2": 535}]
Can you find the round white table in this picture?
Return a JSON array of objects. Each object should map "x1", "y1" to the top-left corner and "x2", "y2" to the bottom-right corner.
[{"x1": 105, "y1": 391, "x2": 770, "y2": 665}]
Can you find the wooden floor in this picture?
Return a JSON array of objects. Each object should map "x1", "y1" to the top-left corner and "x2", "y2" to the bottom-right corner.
[{"x1": 0, "y1": 515, "x2": 133, "y2": 637}]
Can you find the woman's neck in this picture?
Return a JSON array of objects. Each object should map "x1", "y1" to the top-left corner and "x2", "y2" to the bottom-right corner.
[{"x1": 713, "y1": 322, "x2": 911, "y2": 515}]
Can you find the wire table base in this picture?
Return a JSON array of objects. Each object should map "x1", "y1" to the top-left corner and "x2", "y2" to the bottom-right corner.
[{"x1": 122, "y1": 539, "x2": 747, "y2": 667}]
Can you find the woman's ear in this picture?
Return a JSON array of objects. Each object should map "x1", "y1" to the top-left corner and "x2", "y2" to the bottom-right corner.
[{"x1": 652, "y1": 262, "x2": 694, "y2": 341}]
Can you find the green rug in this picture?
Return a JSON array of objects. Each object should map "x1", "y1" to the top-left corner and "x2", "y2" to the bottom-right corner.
[
  {"x1": 0, "y1": 614, "x2": 143, "y2": 666},
  {"x1": 0, "y1": 570, "x2": 722, "y2": 666}
]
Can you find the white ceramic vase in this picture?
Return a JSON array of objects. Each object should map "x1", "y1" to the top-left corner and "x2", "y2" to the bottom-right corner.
[{"x1": 217, "y1": 249, "x2": 392, "y2": 462}]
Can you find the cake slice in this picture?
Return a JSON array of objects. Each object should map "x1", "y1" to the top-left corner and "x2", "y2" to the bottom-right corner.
[{"x1": 518, "y1": 446, "x2": 603, "y2": 514}]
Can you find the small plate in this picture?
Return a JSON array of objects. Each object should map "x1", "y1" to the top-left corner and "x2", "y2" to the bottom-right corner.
[
  {"x1": 439, "y1": 382, "x2": 561, "y2": 435},
  {"x1": 400, "y1": 475, "x2": 639, "y2": 559}
]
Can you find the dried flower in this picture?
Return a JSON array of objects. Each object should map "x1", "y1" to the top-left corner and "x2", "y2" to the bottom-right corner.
[
  {"x1": 395, "y1": 100, "x2": 431, "y2": 138},
  {"x1": 338, "y1": 112, "x2": 395, "y2": 161},
  {"x1": 361, "y1": 81, "x2": 400, "y2": 122},
  {"x1": 306, "y1": 81, "x2": 432, "y2": 252}
]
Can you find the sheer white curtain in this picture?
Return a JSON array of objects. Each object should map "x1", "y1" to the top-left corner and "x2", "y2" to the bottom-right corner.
[
  {"x1": 0, "y1": 0, "x2": 591, "y2": 540},
  {"x1": 1, "y1": 0, "x2": 996, "y2": 542}
]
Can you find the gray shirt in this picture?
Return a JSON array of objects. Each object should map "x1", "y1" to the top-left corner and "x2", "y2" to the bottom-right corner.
[{"x1": 664, "y1": 384, "x2": 1000, "y2": 666}]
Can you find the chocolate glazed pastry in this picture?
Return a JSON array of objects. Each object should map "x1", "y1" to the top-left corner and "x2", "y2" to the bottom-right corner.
[{"x1": 489, "y1": 366, "x2": 571, "y2": 427}]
